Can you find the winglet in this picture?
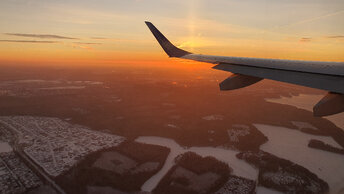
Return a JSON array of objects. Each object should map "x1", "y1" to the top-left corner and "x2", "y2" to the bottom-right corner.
[{"x1": 145, "y1": 21, "x2": 191, "y2": 58}]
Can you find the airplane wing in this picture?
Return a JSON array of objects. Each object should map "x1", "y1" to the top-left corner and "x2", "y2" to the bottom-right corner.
[{"x1": 145, "y1": 21, "x2": 344, "y2": 117}]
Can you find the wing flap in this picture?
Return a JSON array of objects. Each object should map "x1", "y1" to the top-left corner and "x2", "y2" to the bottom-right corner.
[
  {"x1": 219, "y1": 74, "x2": 263, "y2": 91},
  {"x1": 213, "y1": 63, "x2": 344, "y2": 94}
]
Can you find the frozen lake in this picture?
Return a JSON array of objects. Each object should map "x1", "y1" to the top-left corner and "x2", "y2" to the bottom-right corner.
[
  {"x1": 136, "y1": 122, "x2": 344, "y2": 194},
  {"x1": 265, "y1": 94, "x2": 344, "y2": 130},
  {"x1": 255, "y1": 124, "x2": 344, "y2": 194}
]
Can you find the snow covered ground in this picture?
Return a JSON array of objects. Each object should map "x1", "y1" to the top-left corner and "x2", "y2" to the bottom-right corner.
[
  {"x1": 135, "y1": 136, "x2": 258, "y2": 192},
  {"x1": 256, "y1": 186, "x2": 283, "y2": 194},
  {"x1": 265, "y1": 94, "x2": 344, "y2": 130},
  {"x1": 0, "y1": 142, "x2": 12, "y2": 153},
  {"x1": 291, "y1": 121, "x2": 317, "y2": 130},
  {"x1": 1, "y1": 80, "x2": 103, "y2": 85},
  {"x1": 202, "y1": 115, "x2": 225, "y2": 121},
  {"x1": 39, "y1": 86, "x2": 86, "y2": 90},
  {"x1": 255, "y1": 124, "x2": 344, "y2": 194},
  {"x1": 215, "y1": 176, "x2": 255, "y2": 194},
  {"x1": 227, "y1": 128, "x2": 250, "y2": 142}
]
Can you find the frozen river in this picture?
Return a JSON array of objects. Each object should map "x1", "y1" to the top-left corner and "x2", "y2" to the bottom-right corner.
[
  {"x1": 136, "y1": 121, "x2": 344, "y2": 194},
  {"x1": 135, "y1": 136, "x2": 258, "y2": 192}
]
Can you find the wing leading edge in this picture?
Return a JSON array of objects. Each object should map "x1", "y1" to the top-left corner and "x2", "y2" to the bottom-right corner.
[{"x1": 145, "y1": 21, "x2": 344, "y2": 116}]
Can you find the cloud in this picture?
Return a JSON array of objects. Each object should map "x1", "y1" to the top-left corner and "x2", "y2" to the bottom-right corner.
[
  {"x1": 0, "y1": 40, "x2": 59, "y2": 43},
  {"x1": 73, "y1": 42, "x2": 102, "y2": 45},
  {"x1": 90, "y1": 37, "x2": 108, "y2": 40},
  {"x1": 4, "y1": 33, "x2": 77, "y2": 40},
  {"x1": 299, "y1": 37, "x2": 312, "y2": 43},
  {"x1": 273, "y1": 10, "x2": 344, "y2": 30},
  {"x1": 72, "y1": 44, "x2": 92, "y2": 50},
  {"x1": 327, "y1": 35, "x2": 344, "y2": 39}
]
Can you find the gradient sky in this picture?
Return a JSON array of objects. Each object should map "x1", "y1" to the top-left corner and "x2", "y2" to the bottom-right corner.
[{"x1": 0, "y1": 0, "x2": 343, "y2": 67}]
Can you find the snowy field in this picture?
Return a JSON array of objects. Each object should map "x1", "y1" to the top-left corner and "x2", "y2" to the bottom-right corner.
[{"x1": 255, "y1": 124, "x2": 344, "y2": 194}]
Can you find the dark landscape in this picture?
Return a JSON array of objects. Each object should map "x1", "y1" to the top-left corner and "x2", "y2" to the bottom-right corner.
[{"x1": 0, "y1": 64, "x2": 343, "y2": 194}]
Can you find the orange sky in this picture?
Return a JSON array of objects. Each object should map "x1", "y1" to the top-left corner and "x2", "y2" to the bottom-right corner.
[{"x1": 0, "y1": 0, "x2": 343, "y2": 67}]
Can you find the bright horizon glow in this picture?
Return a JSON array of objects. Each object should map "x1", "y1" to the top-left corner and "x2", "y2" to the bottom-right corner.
[{"x1": 0, "y1": 0, "x2": 343, "y2": 67}]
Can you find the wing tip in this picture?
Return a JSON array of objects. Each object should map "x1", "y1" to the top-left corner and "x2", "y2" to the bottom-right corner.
[{"x1": 144, "y1": 21, "x2": 191, "y2": 58}]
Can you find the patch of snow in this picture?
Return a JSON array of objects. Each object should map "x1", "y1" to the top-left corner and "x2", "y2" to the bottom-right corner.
[
  {"x1": 166, "y1": 124, "x2": 178, "y2": 129},
  {"x1": 66, "y1": 80, "x2": 103, "y2": 85},
  {"x1": 256, "y1": 186, "x2": 283, "y2": 194},
  {"x1": 262, "y1": 171, "x2": 302, "y2": 185},
  {"x1": 291, "y1": 121, "x2": 317, "y2": 130},
  {"x1": 93, "y1": 151, "x2": 137, "y2": 175},
  {"x1": 87, "y1": 186, "x2": 127, "y2": 194},
  {"x1": 132, "y1": 162, "x2": 159, "y2": 174},
  {"x1": 215, "y1": 176, "x2": 255, "y2": 194},
  {"x1": 2, "y1": 80, "x2": 60, "y2": 84},
  {"x1": 171, "y1": 166, "x2": 220, "y2": 192},
  {"x1": 82, "y1": 81, "x2": 103, "y2": 85},
  {"x1": 202, "y1": 115, "x2": 224, "y2": 121},
  {"x1": 0, "y1": 142, "x2": 12, "y2": 153},
  {"x1": 227, "y1": 128, "x2": 250, "y2": 143},
  {"x1": 255, "y1": 124, "x2": 344, "y2": 194},
  {"x1": 232, "y1": 124, "x2": 250, "y2": 130},
  {"x1": 39, "y1": 86, "x2": 86, "y2": 90},
  {"x1": 2, "y1": 80, "x2": 103, "y2": 85}
]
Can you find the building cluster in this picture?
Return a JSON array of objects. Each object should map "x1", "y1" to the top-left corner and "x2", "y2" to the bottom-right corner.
[
  {"x1": 0, "y1": 116, "x2": 124, "y2": 177},
  {"x1": 215, "y1": 175, "x2": 256, "y2": 194},
  {"x1": 0, "y1": 152, "x2": 42, "y2": 194}
]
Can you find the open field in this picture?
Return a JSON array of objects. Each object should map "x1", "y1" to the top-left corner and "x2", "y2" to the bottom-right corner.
[
  {"x1": 55, "y1": 141, "x2": 170, "y2": 194},
  {"x1": 154, "y1": 152, "x2": 231, "y2": 194}
]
